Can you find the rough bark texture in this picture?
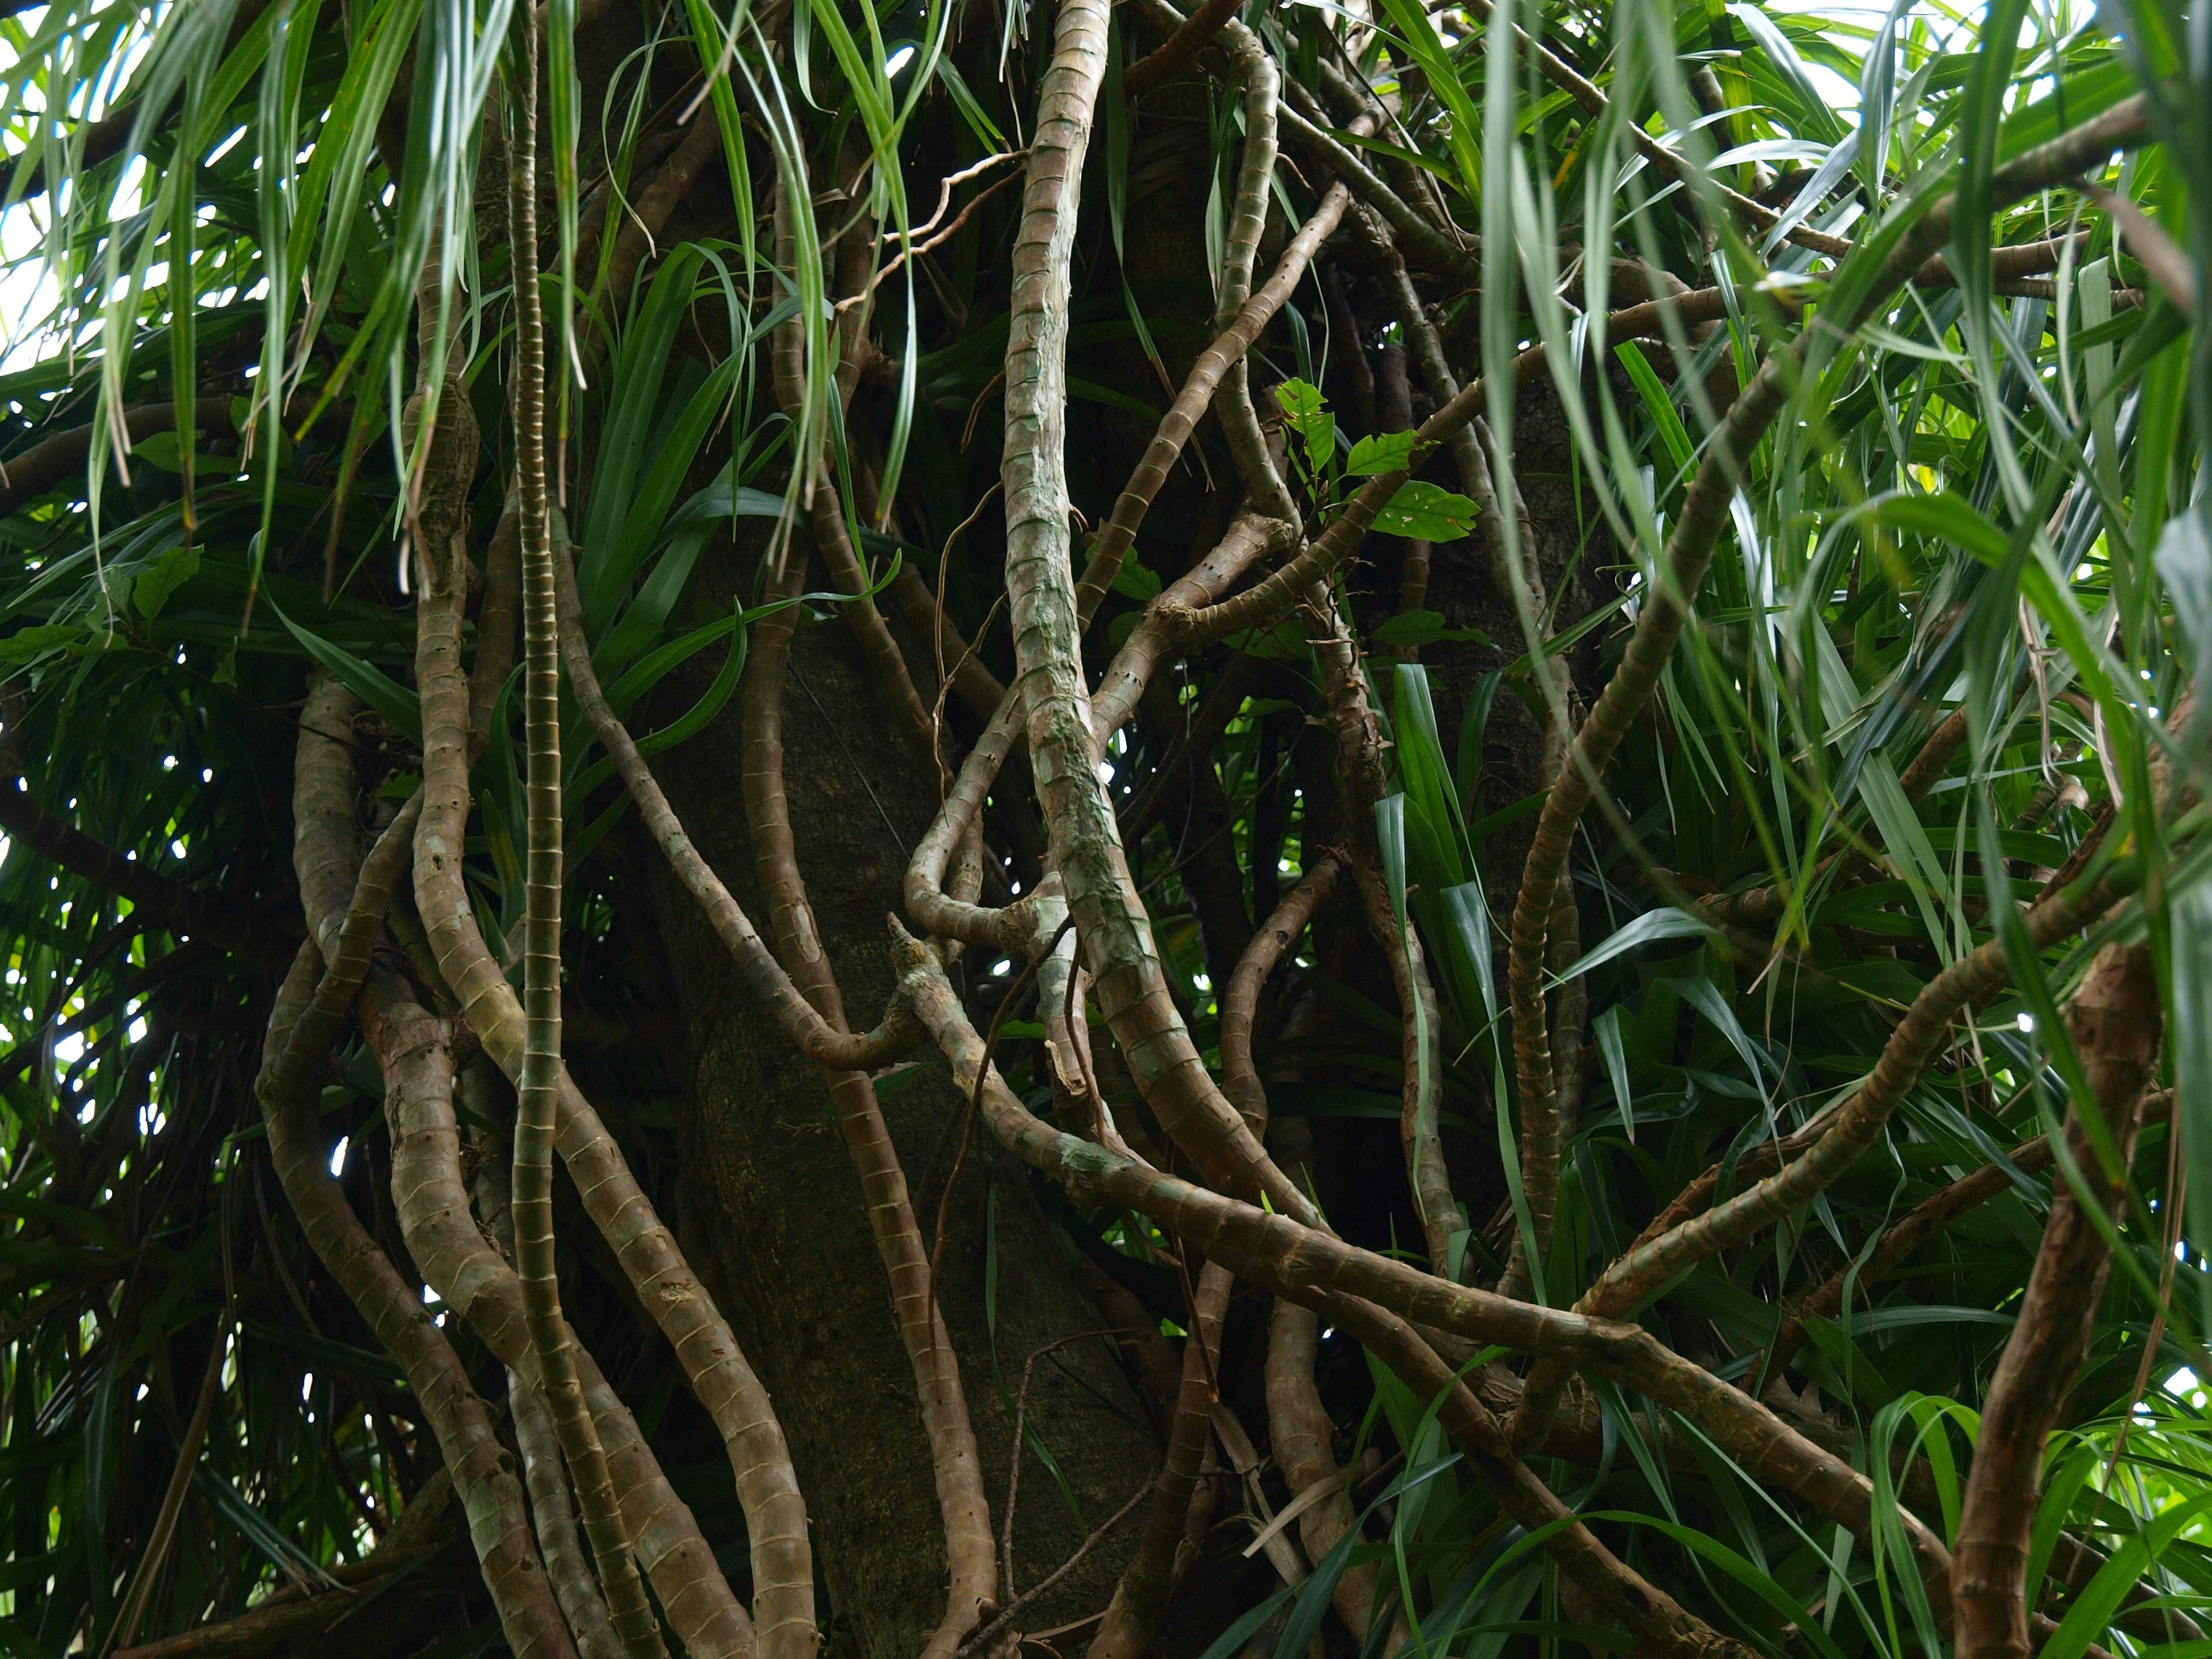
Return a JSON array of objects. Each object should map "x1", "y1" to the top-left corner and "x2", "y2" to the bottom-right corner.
[{"x1": 649, "y1": 539, "x2": 1160, "y2": 1659}]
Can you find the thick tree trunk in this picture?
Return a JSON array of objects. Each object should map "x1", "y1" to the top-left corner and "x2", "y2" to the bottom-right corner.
[{"x1": 647, "y1": 539, "x2": 1161, "y2": 1659}]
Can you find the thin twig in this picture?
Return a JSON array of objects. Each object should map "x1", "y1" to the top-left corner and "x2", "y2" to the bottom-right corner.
[
  {"x1": 1002, "y1": 1328, "x2": 1143, "y2": 1605},
  {"x1": 957, "y1": 1478, "x2": 1155, "y2": 1659},
  {"x1": 842, "y1": 165, "x2": 1027, "y2": 311},
  {"x1": 928, "y1": 918, "x2": 1079, "y2": 1315}
]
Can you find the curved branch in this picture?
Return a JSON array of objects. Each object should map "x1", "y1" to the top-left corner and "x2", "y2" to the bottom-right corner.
[
  {"x1": 0, "y1": 397, "x2": 228, "y2": 518},
  {"x1": 1278, "y1": 104, "x2": 1474, "y2": 280},
  {"x1": 1, "y1": 698, "x2": 291, "y2": 963},
  {"x1": 1074, "y1": 177, "x2": 1358, "y2": 620},
  {"x1": 1955, "y1": 944, "x2": 2163, "y2": 1659},
  {"x1": 1205, "y1": 21, "x2": 1297, "y2": 527},
  {"x1": 1505, "y1": 868, "x2": 2130, "y2": 1458},
  {"x1": 259, "y1": 941, "x2": 575, "y2": 1659},
  {"x1": 1220, "y1": 858, "x2": 1339, "y2": 1130},
  {"x1": 1087, "y1": 1262, "x2": 1232, "y2": 1659},
  {"x1": 553, "y1": 536, "x2": 912, "y2": 1067},
  {"x1": 893, "y1": 926, "x2": 1962, "y2": 1632},
  {"x1": 1767, "y1": 1088, "x2": 2175, "y2": 1378},
  {"x1": 1120, "y1": 0, "x2": 1242, "y2": 96},
  {"x1": 999, "y1": 0, "x2": 1313, "y2": 1222},
  {"x1": 411, "y1": 421, "x2": 817, "y2": 1659},
  {"x1": 1310, "y1": 588, "x2": 1464, "y2": 1273},
  {"x1": 282, "y1": 722, "x2": 759, "y2": 1659}
]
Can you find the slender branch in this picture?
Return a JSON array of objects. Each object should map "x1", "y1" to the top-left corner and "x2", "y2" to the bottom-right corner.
[
  {"x1": 260, "y1": 944, "x2": 573, "y2": 1658},
  {"x1": 1205, "y1": 19, "x2": 1297, "y2": 527},
  {"x1": 1120, "y1": 0, "x2": 1243, "y2": 96},
  {"x1": 0, "y1": 397, "x2": 229, "y2": 518},
  {"x1": 1220, "y1": 859, "x2": 1339, "y2": 1130},
  {"x1": 1092, "y1": 513, "x2": 1290, "y2": 748},
  {"x1": 759, "y1": 188, "x2": 998, "y2": 1659},
  {"x1": 1511, "y1": 865, "x2": 2130, "y2": 1452},
  {"x1": 0, "y1": 701, "x2": 291, "y2": 963},
  {"x1": 1000, "y1": 0, "x2": 1314, "y2": 1225},
  {"x1": 1491, "y1": 101, "x2": 2158, "y2": 1456},
  {"x1": 553, "y1": 535, "x2": 913, "y2": 1067},
  {"x1": 469, "y1": 502, "x2": 522, "y2": 760},
  {"x1": 107, "y1": 1326, "x2": 229, "y2": 1654},
  {"x1": 1278, "y1": 103, "x2": 1475, "y2": 281},
  {"x1": 279, "y1": 672, "x2": 761, "y2": 1658},
  {"x1": 1320, "y1": 1290, "x2": 1759, "y2": 1657},
  {"x1": 1310, "y1": 587, "x2": 1464, "y2": 1273},
  {"x1": 1266, "y1": 1123, "x2": 1389, "y2": 1645},
  {"x1": 1767, "y1": 1088, "x2": 2176, "y2": 1378},
  {"x1": 1696, "y1": 705, "x2": 1971, "y2": 928},
  {"x1": 1073, "y1": 176, "x2": 1358, "y2": 620},
  {"x1": 111, "y1": 1544, "x2": 481, "y2": 1659},
  {"x1": 1117, "y1": 650, "x2": 1266, "y2": 847},
  {"x1": 382, "y1": 989, "x2": 757, "y2": 1658},
  {"x1": 957, "y1": 1479, "x2": 1153, "y2": 1659},
  {"x1": 894, "y1": 928, "x2": 1961, "y2": 1630},
  {"x1": 510, "y1": 1358, "x2": 624, "y2": 1659},
  {"x1": 410, "y1": 205, "x2": 817, "y2": 1659},
  {"x1": 1954, "y1": 944, "x2": 2163, "y2": 1659},
  {"x1": 506, "y1": 23, "x2": 664, "y2": 1649},
  {"x1": 1166, "y1": 96, "x2": 2152, "y2": 649},
  {"x1": 1088, "y1": 1262, "x2": 1232, "y2": 1659}
]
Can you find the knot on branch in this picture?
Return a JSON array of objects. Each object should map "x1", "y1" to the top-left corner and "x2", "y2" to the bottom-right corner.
[{"x1": 402, "y1": 374, "x2": 482, "y2": 582}]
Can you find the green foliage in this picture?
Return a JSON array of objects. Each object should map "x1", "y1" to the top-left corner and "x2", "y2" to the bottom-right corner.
[{"x1": 0, "y1": 0, "x2": 2206, "y2": 1648}]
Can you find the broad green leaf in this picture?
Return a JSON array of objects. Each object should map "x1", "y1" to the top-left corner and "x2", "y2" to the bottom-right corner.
[
  {"x1": 1346, "y1": 430, "x2": 1417, "y2": 476},
  {"x1": 1375, "y1": 481, "x2": 1478, "y2": 541}
]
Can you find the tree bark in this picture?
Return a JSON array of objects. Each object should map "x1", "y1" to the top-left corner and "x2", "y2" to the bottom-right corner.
[{"x1": 647, "y1": 536, "x2": 1161, "y2": 1659}]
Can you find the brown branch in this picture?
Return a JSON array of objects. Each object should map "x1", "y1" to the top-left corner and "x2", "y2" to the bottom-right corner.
[
  {"x1": 111, "y1": 1543, "x2": 480, "y2": 1659},
  {"x1": 1165, "y1": 97, "x2": 2153, "y2": 648},
  {"x1": 292, "y1": 677, "x2": 753, "y2": 1658},
  {"x1": 408, "y1": 430, "x2": 817, "y2": 1657},
  {"x1": 0, "y1": 398, "x2": 229, "y2": 518},
  {"x1": 1955, "y1": 944, "x2": 2164, "y2": 1659},
  {"x1": 1266, "y1": 1123, "x2": 1392, "y2": 1646},
  {"x1": 895, "y1": 926, "x2": 1963, "y2": 1625},
  {"x1": 1074, "y1": 175, "x2": 1359, "y2": 622},
  {"x1": 1320, "y1": 1290, "x2": 1761, "y2": 1657},
  {"x1": 1278, "y1": 105, "x2": 1472, "y2": 281},
  {"x1": 576, "y1": 111, "x2": 725, "y2": 377},
  {"x1": 1121, "y1": 0, "x2": 1243, "y2": 95},
  {"x1": 1767, "y1": 1089, "x2": 2175, "y2": 1378},
  {"x1": 259, "y1": 945, "x2": 574, "y2": 1658},
  {"x1": 1696, "y1": 705, "x2": 1971, "y2": 929},
  {"x1": 468, "y1": 502, "x2": 521, "y2": 760},
  {"x1": 108, "y1": 1328, "x2": 229, "y2": 1653},
  {"x1": 552, "y1": 533, "x2": 913, "y2": 1067},
  {"x1": 1310, "y1": 586, "x2": 1464, "y2": 1273},
  {"x1": 1221, "y1": 859, "x2": 1340, "y2": 1130},
  {"x1": 1135, "y1": 673, "x2": 1253, "y2": 979},
  {"x1": 741, "y1": 545, "x2": 997, "y2": 1658},
  {"x1": 0, "y1": 702, "x2": 292, "y2": 964},
  {"x1": 1510, "y1": 863, "x2": 2129, "y2": 1452},
  {"x1": 1088, "y1": 1262, "x2": 1233, "y2": 1658},
  {"x1": 957, "y1": 1479, "x2": 1153, "y2": 1659}
]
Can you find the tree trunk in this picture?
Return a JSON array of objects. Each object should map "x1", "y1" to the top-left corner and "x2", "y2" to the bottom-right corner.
[{"x1": 647, "y1": 536, "x2": 1161, "y2": 1659}]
